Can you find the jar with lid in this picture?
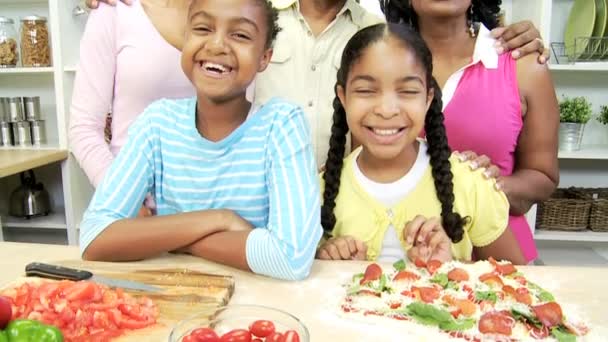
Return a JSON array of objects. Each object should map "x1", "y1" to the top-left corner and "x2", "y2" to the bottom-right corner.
[
  {"x1": 20, "y1": 16, "x2": 51, "y2": 67},
  {"x1": 0, "y1": 17, "x2": 18, "y2": 67}
]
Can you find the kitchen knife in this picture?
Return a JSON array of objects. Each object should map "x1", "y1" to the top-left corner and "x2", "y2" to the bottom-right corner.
[{"x1": 25, "y1": 262, "x2": 162, "y2": 293}]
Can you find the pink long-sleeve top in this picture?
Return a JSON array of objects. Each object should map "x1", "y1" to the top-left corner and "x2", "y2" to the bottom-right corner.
[{"x1": 69, "y1": 0, "x2": 194, "y2": 187}]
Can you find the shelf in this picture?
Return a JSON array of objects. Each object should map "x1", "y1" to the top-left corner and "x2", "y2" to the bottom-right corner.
[
  {"x1": 2, "y1": 211, "x2": 67, "y2": 230},
  {"x1": 0, "y1": 67, "x2": 54, "y2": 75},
  {"x1": 64, "y1": 66, "x2": 77, "y2": 73},
  {"x1": 550, "y1": 63, "x2": 608, "y2": 72},
  {"x1": 535, "y1": 230, "x2": 608, "y2": 242},
  {"x1": 0, "y1": 149, "x2": 68, "y2": 178},
  {"x1": 558, "y1": 145, "x2": 608, "y2": 160}
]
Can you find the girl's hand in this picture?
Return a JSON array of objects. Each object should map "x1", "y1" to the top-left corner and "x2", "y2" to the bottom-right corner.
[
  {"x1": 456, "y1": 150, "x2": 503, "y2": 189},
  {"x1": 403, "y1": 216, "x2": 453, "y2": 264},
  {"x1": 316, "y1": 236, "x2": 367, "y2": 260}
]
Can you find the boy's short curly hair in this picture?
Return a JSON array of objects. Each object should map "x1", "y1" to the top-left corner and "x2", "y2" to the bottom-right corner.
[{"x1": 258, "y1": 0, "x2": 282, "y2": 48}]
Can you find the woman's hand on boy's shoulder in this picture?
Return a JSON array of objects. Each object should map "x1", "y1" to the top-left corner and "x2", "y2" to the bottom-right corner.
[
  {"x1": 316, "y1": 236, "x2": 367, "y2": 261},
  {"x1": 491, "y1": 20, "x2": 549, "y2": 64},
  {"x1": 85, "y1": 0, "x2": 131, "y2": 9}
]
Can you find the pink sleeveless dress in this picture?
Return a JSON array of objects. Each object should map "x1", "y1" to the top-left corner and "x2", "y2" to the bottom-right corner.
[{"x1": 442, "y1": 53, "x2": 538, "y2": 262}]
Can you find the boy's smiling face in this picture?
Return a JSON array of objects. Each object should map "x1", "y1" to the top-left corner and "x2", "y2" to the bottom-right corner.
[{"x1": 182, "y1": 0, "x2": 272, "y2": 103}]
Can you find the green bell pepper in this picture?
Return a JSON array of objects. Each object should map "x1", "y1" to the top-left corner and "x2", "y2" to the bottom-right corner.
[
  {"x1": 0, "y1": 330, "x2": 9, "y2": 342},
  {"x1": 5, "y1": 319, "x2": 63, "y2": 342}
]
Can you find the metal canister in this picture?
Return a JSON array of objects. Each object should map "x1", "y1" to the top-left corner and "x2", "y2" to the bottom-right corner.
[
  {"x1": 23, "y1": 96, "x2": 41, "y2": 121},
  {"x1": 13, "y1": 120, "x2": 31, "y2": 146},
  {"x1": 1, "y1": 121, "x2": 13, "y2": 145},
  {"x1": 0, "y1": 97, "x2": 8, "y2": 122},
  {"x1": 30, "y1": 119, "x2": 45, "y2": 145},
  {"x1": 8, "y1": 97, "x2": 24, "y2": 122}
]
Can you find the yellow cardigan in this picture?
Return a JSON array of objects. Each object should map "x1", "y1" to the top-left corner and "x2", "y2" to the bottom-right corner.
[{"x1": 321, "y1": 148, "x2": 509, "y2": 261}]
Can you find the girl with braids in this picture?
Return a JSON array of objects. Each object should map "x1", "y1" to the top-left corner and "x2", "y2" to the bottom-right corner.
[
  {"x1": 379, "y1": 0, "x2": 560, "y2": 263},
  {"x1": 316, "y1": 23, "x2": 526, "y2": 265}
]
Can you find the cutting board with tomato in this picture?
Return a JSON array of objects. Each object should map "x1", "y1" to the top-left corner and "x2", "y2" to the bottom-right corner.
[{"x1": 1, "y1": 262, "x2": 235, "y2": 341}]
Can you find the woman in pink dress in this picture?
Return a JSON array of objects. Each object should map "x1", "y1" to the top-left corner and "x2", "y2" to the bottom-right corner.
[
  {"x1": 381, "y1": 0, "x2": 559, "y2": 262},
  {"x1": 69, "y1": 0, "x2": 194, "y2": 214}
]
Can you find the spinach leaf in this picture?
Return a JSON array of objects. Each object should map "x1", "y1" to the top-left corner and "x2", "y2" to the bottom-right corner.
[
  {"x1": 475, "y1": 291, "x2": 497, "y2": 303},
  {"x1": 430, "y1": 273, "x2": 449, "y2": 288},
  {"x1": 551, "y1": 326, "x2": 577, "y2": 342},
  {"x1": 393, "y1": 259, "x2": 406, "y2": 271},
  {"x1": 405, "y1": 302, "x2": 473, "y2": 332},
  {"x1": 528, "y1": 281, "x2": 556, "y2": 302}
]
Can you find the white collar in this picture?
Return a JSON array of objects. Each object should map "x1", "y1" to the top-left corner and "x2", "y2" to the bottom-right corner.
[{"x1": 471, "y1": 24, "x2": 499, "y2": 69}]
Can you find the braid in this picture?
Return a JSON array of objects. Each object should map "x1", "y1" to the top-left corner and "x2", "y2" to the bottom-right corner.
[
  {"x1": 321, "y1": 95, "x2": 349, "y2": 236},
  {"x1": 424, "y1": 79, "x2": 467, "y2": 243}
]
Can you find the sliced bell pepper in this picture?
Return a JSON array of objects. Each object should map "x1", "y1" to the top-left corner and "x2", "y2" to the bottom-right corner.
[{"x1": 5, "y1": 319, "x2": 63, "y2": 342}]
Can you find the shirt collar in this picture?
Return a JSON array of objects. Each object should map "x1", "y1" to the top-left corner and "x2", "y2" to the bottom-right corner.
[
  {"x1": 271, "y1": 0, "x2": 366, "y2": 25},
  {"x1": 472, "y1": 24, "x2": 499, "y2": 69}
]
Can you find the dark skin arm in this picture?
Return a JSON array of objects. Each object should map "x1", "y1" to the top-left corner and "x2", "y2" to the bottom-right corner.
[
  {"x1": 475, "y1": 225, "x2": 527, "y2": 265},
  {"x1": 491, "y1": 20, "x2": 550, "y2": 64},
  {"x1": 499, "y1": 53, "x2": 559, "y2": 216},
  {"x1": 177, "y1": 231, "x2": 252, "y2": 271}
]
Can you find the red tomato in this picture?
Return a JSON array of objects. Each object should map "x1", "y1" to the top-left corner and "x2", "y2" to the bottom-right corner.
[
  {"x1": 478, "y1": 273, "x2": 504, "y2": 287},
  {"x1": 393, "y1": 271, "x2": 420, "y2": 282},
  {"x1": 183, "y1": 335, "x2": 198, "y2": 342},
  {"x1": 252, "y1": 340, "x2": 263, "y2": 342},
  {"x1": 360, "y1": 263, "x2": 382, "y2": 285},
  {"x1": 532, "y1": 302, "x2": 563, "y2": 328},
  {"x1": 62, "y1": 281, "x2": 96, "y2": 301},
  {"x1": 426, "y1": 260, "x2": 442, "y2": 274},
  {"x1": 249, "y1": 319, "x2": 275, "y2": 338},
  {"x1": 265, "y1": 332, "x2": 284, "y2": 342},
  {"x1": 281, "y1": 330, "x2": 300, "y2": 342},
  {"x1": 478, "y1": 311, "x2": 514, "y2": 335},
  {"x1": 190, "y1": 327, "x2": 220, "y2": 342},
  {"x1": 412, "y1": 286, "x2": 440, "y2": 303},
  {"x1": 220, "y1": 328, "x2": 252, "y2": 342},
  {"x1": 414, "y1": 258, "x2": 426, "y2": 268},
  {"x1": 0, "y1": 295, "x2": 12, "y2": 329},
  {"x1": 447, "y1": 268, "x2": 469, "y2": 282}
]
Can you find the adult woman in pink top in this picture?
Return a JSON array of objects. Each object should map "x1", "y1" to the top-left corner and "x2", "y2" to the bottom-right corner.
[
  {"x1": 381, "y1": 0, "x2": 559, "y2": 262},
  {"x1": 69, "y1": 0, "x2": 194, "y2": 191}
]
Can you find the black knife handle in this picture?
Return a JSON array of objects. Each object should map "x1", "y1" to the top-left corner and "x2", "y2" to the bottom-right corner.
[{"x1": 25, "y1": 262, "x2": 93, "y2": 281}]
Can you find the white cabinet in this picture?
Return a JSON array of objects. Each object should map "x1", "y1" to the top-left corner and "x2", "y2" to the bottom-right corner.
[
  {"x1": 507, "y1": 0, "x2": 608, "y2": 246},
  {"x1": 0, "y1": 0, "x2": 92, "y2": 245}
]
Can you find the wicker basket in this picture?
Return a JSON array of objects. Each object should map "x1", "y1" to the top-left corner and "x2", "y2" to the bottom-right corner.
[
  {"x1": 536, "y1": 188, "x2": 592, "y2": 231},
  {"x1": 581, "y1": 188, "x2": 608, "y2": 232}
]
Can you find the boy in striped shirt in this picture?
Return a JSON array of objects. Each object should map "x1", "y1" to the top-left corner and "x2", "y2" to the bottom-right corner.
[{"x1": 79, "y1": 0, "x2": 322, "y2": 281}]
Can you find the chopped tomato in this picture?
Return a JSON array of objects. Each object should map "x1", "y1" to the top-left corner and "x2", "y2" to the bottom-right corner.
[
  {"x1": 414, "y1": 258, "x2": 427, "y2": 268},
  {"x1": 400, "y1": 290, "x2": 415, "y2": 299},
  {"x1": 447, "y1": 268, "x2": 469, "y2": 282},
  {"x1": 479, "y1": 273, "x2": 504, "y2": 287},
  {"x1": 478, "y1": 311, "x2": 515, "y2": 335},
  {"x1": 489, "y1": 257, "x2": 517, "y2": 275},
  {"x1": 443, "y1": 295, "x2": 476, "y2": 317},
  {"x1": 514, "y1": 287, "x2": 532, "y2": 305},
  {"x1": 392, "y1": 271, "x2": 420, "y2": 282},
  {"x1": 426, "y1": 260, "x2": 442, "y2": 274},
  {"x1": 389, "y1": 302, "x2": 401, "y2": 309},
  {"x1": 412, "y1": 286, "x2": 440, "y2": 303},
  {"x1": 0, "y1": 279, "x2": 159, "y2": 342},
  {"x1": 513, "y1": 276, "x2": 527, "y2": 286},
  {"x1": 360, "y1": 263, "x2": 383, "y2": 285},
  {"x1": 532, "y1": 302, "x2": 563, "y2": 328}
]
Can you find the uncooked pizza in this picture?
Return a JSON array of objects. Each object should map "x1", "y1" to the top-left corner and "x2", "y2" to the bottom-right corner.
[{"x1": 340, "y1": 258, "x2": 589, "y2": 341}]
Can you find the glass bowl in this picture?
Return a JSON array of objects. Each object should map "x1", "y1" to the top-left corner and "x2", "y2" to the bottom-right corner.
[{"x1": 168, "y1": 304, "x2": 310, "y2": 342}]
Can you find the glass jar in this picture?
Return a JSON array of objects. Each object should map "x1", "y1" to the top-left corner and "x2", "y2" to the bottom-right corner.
[
  {"x1": 20, "y1": 16, "x2": 51, "y2": 67},
  {"x1": 0, "y1": 17, "x2": 18, "y2": 67}
]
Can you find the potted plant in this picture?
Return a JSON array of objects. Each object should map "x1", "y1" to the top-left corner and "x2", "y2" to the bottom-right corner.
[
  {"x1": 598, "y1": 105, "x2": 608, "y2": 125},
  {"x1": 559, "y1": 96, "x2": 592, "y2": 151}
]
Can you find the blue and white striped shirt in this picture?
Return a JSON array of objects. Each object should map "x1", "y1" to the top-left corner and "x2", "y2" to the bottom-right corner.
[{"x1": 80, "y1": 97, "x2": 322, "y2": 280}]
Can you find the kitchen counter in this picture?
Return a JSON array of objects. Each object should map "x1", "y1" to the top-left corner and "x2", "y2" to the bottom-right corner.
[
  {"x1": 0, "y1": 149, "x2": 68, "y2": 178},
  {"x1": 1, "y1": 242, "x2": 607, "y2": 341}
]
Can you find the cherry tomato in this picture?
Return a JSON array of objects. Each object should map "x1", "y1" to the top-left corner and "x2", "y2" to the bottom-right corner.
[
  {"x1": 249, "y1": 319, "x2": 275, "y2": 338},
  {"x1": 360, "y1": 263, "x2": 382, "y2": 285},
  {"x1": 426, "y1": 260, "x2": 442, "y2": 274},
  {"x1": 191, "y1": 327, "x2": 220, "y2": 342},
  {"x1": 265, "y1": 332, "x2": 283, "y2": 342},
  {"x1": 220, "y1": 328, "x2": 252, "y2": 342},
  {"x1": 281, "y1": 330, "x2": 300, "y2": 342},
  {"x1": 0, "y1": 295, "x2": 12, "y2": 329}
]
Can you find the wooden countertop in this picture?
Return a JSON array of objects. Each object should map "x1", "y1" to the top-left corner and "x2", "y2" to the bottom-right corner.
[
  {"x1": 0, "y1": 149, "x2": 68, "y2": 178},
  {"x1": 1, "y1": 242, "x2": 607, "y2": 341}
]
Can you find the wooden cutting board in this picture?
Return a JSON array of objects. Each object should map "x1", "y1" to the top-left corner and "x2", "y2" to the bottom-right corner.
[{"x1": 2, "y1": 262, "x2": 235, "y2": 341}]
